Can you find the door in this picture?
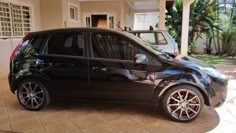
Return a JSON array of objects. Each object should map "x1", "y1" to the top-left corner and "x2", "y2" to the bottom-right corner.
[
  {"x1": 88, "y1": 31, "x2": 163, "y2": 102},
  {"x1": 41, "y1": 32, "x2": 89, "y2": 97}
]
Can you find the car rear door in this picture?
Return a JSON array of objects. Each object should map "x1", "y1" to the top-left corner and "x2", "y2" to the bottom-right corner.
[
  {"x1": 40, "y1": 31, "x2": 89, "y2": 98},
  {"x1": 88, "y1": 31, "x2": 164, "y2": 102}
]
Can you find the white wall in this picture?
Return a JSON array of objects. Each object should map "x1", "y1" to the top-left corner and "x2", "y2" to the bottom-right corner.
[{"x1": 40, "y1": 0, "x2": 63, "y2": 30}]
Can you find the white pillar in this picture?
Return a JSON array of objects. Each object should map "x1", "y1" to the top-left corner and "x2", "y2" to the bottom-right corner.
[
  {"x1": 180, "y1": 0, "x2": 194, "y2": 55},
  {"x1": 120, "y1": 0, "x2": 125, "y2": 29},
  {"x1": 159, "y1": 0, "x2": 166, "y2": 30}
]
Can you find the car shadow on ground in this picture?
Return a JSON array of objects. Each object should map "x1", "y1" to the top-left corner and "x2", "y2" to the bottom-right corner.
[{"x1": 37, "y1": 99, "x2": 221, "y2": 133}]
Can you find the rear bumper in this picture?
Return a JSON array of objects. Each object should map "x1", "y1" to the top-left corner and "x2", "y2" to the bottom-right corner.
[{"x1": 210, "y1": 79, "x2": 228, "y2": 107}]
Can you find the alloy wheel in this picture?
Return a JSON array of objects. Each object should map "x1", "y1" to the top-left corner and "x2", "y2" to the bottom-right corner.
[
  {"x1": 166, "y1": 89, "x2": 202, "y2": 121},
  {"x1": 18, "y1": 81, "x2": 45, "y2": 109}
]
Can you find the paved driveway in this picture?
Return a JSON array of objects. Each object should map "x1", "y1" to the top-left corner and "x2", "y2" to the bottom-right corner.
[{"x1": 0, "y1": 65, "x2": 236, "y2": 133}]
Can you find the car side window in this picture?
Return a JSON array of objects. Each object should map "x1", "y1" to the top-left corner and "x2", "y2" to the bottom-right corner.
[
  {"x1": 157, "y1": 33, "x2": 167, "y2": 45},
  {"x1": 91, "y1": 32, "x2": 141, "y2": 60},
  {"x1": 22, "y1": 35, "x2": 47, "y2": 56},
  {"x1": 139, "y1": 33, "x2": 156, "y2": 44},
  {"x1": 47, "y1": 33, "x2": 84, "y2": 56}
]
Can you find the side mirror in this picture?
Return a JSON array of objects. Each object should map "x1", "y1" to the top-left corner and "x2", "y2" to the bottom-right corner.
[{"x1": 134, "y1": 54, "x2": 148, "y2": 64}]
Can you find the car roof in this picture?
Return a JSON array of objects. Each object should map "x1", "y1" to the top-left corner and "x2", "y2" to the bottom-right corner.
[
  {"x1": 29, "y1": 27, "x2": 127, "y2": 36},
  {"x1": 129, "y1": 30, "x2": 166, "y2": 33}
]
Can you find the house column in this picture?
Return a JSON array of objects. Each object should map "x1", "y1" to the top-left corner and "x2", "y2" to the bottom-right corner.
[
  {"x1": 120, "y1": 0, "x2": 125, "y2": 29},
  {"x1": 180, "y1": 0, "x2": 194, "y2": 55},
  {"x1": 158, "y1": 0, "x2": 166, "y2": 30}
]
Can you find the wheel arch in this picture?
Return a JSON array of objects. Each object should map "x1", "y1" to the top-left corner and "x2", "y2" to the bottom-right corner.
[
  {"x1": 14, "y1": 74, "x2": 52, "y2": 97},
  {"x1": 153, "y1": 74, "x2": 211, "y2": 106}
]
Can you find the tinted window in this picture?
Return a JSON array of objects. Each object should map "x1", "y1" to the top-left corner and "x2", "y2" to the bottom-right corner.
[
  {"x1": 24, "y1": 36, "x2": 45, "y2": 55},
  {"x1": 91, "y1": 32, "x2": 141, "y2": 60},
  {"x1": 48, "y1": 33, "x2": 84, "y2": 56}
]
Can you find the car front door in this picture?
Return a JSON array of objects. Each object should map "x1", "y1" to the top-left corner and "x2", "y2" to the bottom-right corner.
[
  {"x1": 88, "y1": 31, "x2": 164, "y2": 102},
  {"x1": 40, "y1": 32, "x2": 89, "y2": 98}
]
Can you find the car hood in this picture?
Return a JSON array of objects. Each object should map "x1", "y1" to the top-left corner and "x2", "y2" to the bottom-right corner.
[
  {"x1": 174, "y1": 55, "x2": 215, "y2": 69},
  {"x1": 172, "y1": 55, "x2": 226, "y2": 83}
]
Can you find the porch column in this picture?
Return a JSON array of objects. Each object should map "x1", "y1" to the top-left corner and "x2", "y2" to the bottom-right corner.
[
  {"x1": 158, "y1": 0, "x2": 166, "y2": 30},
  {"x1": 120, "y1": 0, "x2": 125, "y2": 29},
  {"x1": 180, "y1": 0, "x2": 194, "y2": 55}
]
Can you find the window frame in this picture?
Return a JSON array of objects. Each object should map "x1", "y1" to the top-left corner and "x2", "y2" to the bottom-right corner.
[{"x1": 68, "y1": 3, "x2": 79, "y2": 22}]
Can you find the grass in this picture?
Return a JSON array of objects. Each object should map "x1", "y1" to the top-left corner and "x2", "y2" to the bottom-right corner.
[{"x1": 191, "y1": 55, "x2": 236, "y2": 65}]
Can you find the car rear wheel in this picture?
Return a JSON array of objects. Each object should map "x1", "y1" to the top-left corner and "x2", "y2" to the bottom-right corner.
[
  {"x1": 162, "y1": 85, "x2": 204, "y2": 122},
  {"x1": 17, "y1": 80, "x2": 50, "y2": 111}
]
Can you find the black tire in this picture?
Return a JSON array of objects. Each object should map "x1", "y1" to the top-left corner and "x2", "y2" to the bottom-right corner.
[
  {"x1": 162, "y1": 85, "x2": 204, "y2": 122},
  {"x1": 17, "y1": 80, "x2": 50, "y2": 111}
]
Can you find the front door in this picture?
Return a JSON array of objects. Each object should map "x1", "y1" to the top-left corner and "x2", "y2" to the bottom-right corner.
[{"x1": 88, "y1": 31, "x2": 163, "y2": 102}]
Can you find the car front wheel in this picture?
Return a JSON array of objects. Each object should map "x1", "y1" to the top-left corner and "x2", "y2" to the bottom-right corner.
[
  {"x1": 17, "y1": 80, "x2": 50, "y2": 111},
  {"x1": 162, "y1": 85, "x2": 204, "y2": 122}
]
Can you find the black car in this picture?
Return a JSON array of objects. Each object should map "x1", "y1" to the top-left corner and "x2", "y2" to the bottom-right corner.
[{"x1": 8, "y1": 28, "x2": 228, "y2": 122}]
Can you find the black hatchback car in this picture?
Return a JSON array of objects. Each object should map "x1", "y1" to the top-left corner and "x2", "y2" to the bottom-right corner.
[{"x1": 9, "y1": 28, "x2": 228, "y2": 122}]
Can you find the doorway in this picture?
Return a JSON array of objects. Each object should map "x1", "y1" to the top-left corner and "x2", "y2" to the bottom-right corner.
[{"x1": 91, "y1": 15, "x2": 107, "y2": 28}]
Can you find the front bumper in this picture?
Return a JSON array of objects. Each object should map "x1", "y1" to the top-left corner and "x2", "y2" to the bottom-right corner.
[{"x1": 210, "y1": 79, "x2": 228, "y2": 107}]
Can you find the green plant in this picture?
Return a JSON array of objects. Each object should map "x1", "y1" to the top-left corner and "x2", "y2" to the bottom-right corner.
[
  {"x1": 166, "y1": 0, "x2": 219, "y2": 54},
  {"x1": 213, "y1": 0, "x2": 236, "y2": 56}
]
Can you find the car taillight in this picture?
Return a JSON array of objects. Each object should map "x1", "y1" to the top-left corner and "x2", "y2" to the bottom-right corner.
[{"x1": 10, "y1": 34, "x2": 28, "y2": 61}]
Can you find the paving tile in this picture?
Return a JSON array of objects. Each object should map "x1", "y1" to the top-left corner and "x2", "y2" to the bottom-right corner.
[
  {"x1": 71, "y1": 113, "x2": 105, "y2": 129},
  {"x1": 145, "y1": 121, "x2": 183, "y2": 133},
  {"x1": 108, "y1": 117, "x2": 142, "y2": 133},
  {"x1": 94, "y1": 108, "x2": 124, "y2": 122},
  {"x1": 0, "y1": 107, "x2": 11, "y2": 131},
  {"x1": 128, "y1": 113, "x2": 167, "y2": 127},
  {"x1": 82, "y1": 123, "x2": 115, "y2": 133},
  {"x1": 45, "y1": 120, "x2": 79, "y2": 133},
  {"x1": 24, "y1": 127, "x2": 47, "y2": 133},
  {"x1": 10, "y1": 117, "x2": 42, "y2": 132},
  {"x1": 120, "y1": 127, "x2": 151, "y2": 133}
]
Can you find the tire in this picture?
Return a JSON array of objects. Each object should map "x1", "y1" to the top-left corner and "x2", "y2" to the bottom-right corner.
[
  {"x1": 17, "y1": 80, "x2": 50, "y2": 111},
  {"x1": 162, "y1": 85, "x2": 204, "y2": 122}
]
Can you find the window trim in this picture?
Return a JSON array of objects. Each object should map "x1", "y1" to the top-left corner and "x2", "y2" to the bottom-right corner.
[{"x1": 68, "y1": 3, "x2": 79, "y2": 22}]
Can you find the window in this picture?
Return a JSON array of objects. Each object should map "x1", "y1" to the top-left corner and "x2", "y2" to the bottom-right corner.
[
  {"x1": 91, "y1": 32, "x2": 140, "y2": 60},
  {"x1": 134, "y1": 12, "x2": 159, "y2": 30},
  {"x1": 48, "y1": 33, "x2": 84, "y2": 56},
  {"x1": 138, "y1": 33, "x2": 156, "y2": 44},
  {"x1": 69, "y1": 4, "x2": 78, "y2": 21},
  {"x1": 157, "y1": 33, "x2": 167, "y2": 45},
  {"x1": 109, "y1": 16, "x2": 114, "y2": 28},
  {"x1": 0, "y1": 2, "x2": 31, "y2": 37},
  {"x1": 86, "y1": 17, "x2": 90, "y2": 27}
]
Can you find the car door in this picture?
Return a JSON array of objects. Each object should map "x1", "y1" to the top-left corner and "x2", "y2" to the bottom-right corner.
[
  {"x1": 40, "y1": 31, "x2": 89, "y2": 97},
  {"x1": 88, "y1": 31, "x2": 164, "y2": 102}
]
